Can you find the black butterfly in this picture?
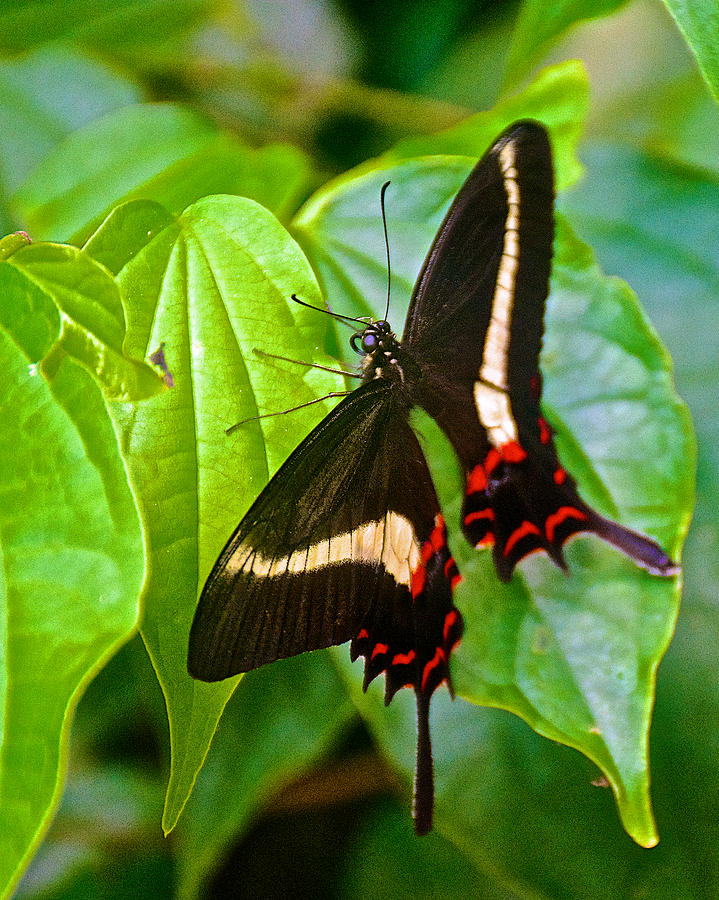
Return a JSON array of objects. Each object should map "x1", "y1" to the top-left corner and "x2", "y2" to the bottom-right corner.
[{"x1": 188, "y1": 120, "x2": 677, "y2": 835}]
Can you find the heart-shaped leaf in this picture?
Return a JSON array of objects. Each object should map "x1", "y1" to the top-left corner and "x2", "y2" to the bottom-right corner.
[
  {"x1": 292, "y1": 152, "x2": 692, "y2": 846},
  {"x1": 83, "y1": 194, "x2": 346, "y2": 834}
]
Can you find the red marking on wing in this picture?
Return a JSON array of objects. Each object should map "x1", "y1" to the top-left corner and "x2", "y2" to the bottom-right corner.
[
  {"x1": 421, "y1": 647, "x2": 446, "y2": 691},
  {"x1": 443, "y1": 609, "x2": 459, "y2": 642},
  {"x1": 464, "y1": 507, "x2": 495, "y2": 525},
  {"x1": 357, "y1": 628, "x2": 369, "y2": 640},
  {"x1": 371, "y1": 642, "x2": 388, "y2": 659},
  {"x1": 420, "y1": 516, "x2": 446, "y2": 563},
  {"x1": 392, "y1": 650, "x2": 416, "y2": 666},
  {"x1": 411, "y1": 565, "x2": 426, "y2": 598},
  {"x1": 485, "y1": 448, "x2": 501, "y2": 474},
  {"x1": 553, "y1": 467, "x2": 566, "y2": 485},
  {"x1": 476, "y1": 533, "x2": 495, "y2": 548},
  {"x1": 504, "y1": 521, "x2": 541, "y2": 557},
  {"x1": 546, "y1": 506, "x2": 587, "y2": 542},
  {"x1": 538, "y1": 416, "x2": 552, "y2": 445},
  {"x1": 500, "y1": 441, "x2": 527, "y2": 464},
  {"x1": 444, "y1": 558, "x2": 461, "y2": 588},
  {"x1": 467, "y1": 463, "x2": 487, "y2": 493},
  {"x1": 429, "y1": 516, "x2": 446, "y2": 551}
]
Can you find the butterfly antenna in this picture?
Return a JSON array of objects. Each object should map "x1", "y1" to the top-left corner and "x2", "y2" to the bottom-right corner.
[
  {"x1": 291, "y1": 294, "x2": 368, "y2": 328},
  {"x1": 380, "y1": 180, "x2": 392, "y2": 321}
]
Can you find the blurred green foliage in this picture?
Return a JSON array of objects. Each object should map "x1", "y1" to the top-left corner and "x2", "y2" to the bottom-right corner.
[{"x1": 0, "y1": 0, "x2": 714, "y2": 898}]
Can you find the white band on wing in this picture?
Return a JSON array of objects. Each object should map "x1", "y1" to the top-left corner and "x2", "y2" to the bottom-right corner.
[
  {"x1": 475, "y1": 140, "x2": 521, "y2": 447},
  {"x1": 226, "y1": 511, "x2": 422, "y2": 588}
]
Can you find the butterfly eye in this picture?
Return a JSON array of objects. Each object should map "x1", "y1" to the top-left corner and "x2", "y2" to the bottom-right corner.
[{"x1": 362, "y1": 333, "x2": 378, "y2": 352}]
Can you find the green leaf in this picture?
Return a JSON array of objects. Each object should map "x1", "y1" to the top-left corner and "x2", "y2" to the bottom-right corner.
[
  {"x1": 454, "y1": 217, "x2": 691, "y2": 845},
  {"x1": 662, "y1": 0, "x2": 719, "y2": 102},
  {"x1": 18, "y1": 637, "x2": 175, "y2": 899},
  {"x1": 175, "y1": 654, "x2": 355, "y2": 900},
  {"x1": 560, "y1": 142, "x2": 716, "y2": 514},
  {"x1": 538, "y1": 140, "x2": 719, "y2": 896},
  {"x1": 383, "y1": 60, "x2": 589, "y2": 191},
  {"x1": 292, "y1": 154, "x2": 691, "y2": 846},
  {"x1": 0, "y1": 45, "x2": 139, "y2": 234},
  {"x1": 14, "y1": 103, "x2": 315, "y2": 242},
  {"x1": 0, "y1": 0, "x2": 209, "y2": 52},
  {"x1": 82, "y1": 195, "x2": 345, "y2": 835},
  {"x1": 0, "y1": 321, "x2": 144, "y2": 898},
  {"x1": 0, "y1": 238, "x2": 60, "y2": 361},
  {"x1": 0, "y1": 232, "x2": 31, "y2": 260},
  {"x1": 505, "y1": 0, "x2": 630, "y2": 86},
  {"x1": 2, "y1": 241, "x2": 164, "y2": 401},
  {"x1": 331, "y1": 139, "x2": 710, "y2": 900},
  {"x1": 343, "y1": 797, "x2": 522, "y2": 900}
]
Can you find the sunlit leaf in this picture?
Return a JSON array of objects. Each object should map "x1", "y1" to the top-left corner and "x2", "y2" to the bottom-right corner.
[
  {"x1": 82, "y1": 195, "x2": 345, "y2": 835},
  {"x1": 0, "y1": 314, "x2": 144, "y2": 898}
]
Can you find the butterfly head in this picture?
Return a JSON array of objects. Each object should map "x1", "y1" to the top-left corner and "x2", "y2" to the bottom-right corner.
[
  {"x1": 350, "y1": 320, "x2": 406, "y2": 384},
  {"x1": 350, "y1": 319, "x2": 404, "y2": 382},
  {"x1": 350, "y1": 319, "x2": 393, "y2": 355}
]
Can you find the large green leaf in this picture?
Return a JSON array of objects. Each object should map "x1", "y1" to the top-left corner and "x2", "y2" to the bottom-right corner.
[
  {"x1": 662, "y1": 0, "x2": 719, "y2": 102},
  {"x1": 292, "y1": 156, "x2": 691, "y2": 846},
  {"x1": 0, "y1": 297, "x2": 144, "y2": 898},
  {"x1": 336, "y1": 140, "x2": 711, "y2": 900},
  {"x1": 14, "y1": 104, "x2": 313, "y2": 243},
  {"x1": 82, "y1": 195, "x2": 345, "y2": 836}
]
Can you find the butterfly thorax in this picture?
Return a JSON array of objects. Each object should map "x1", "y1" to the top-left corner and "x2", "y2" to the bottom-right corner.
[{"x1": 353, "y1": 320, "x2": 417, "y2": 386}]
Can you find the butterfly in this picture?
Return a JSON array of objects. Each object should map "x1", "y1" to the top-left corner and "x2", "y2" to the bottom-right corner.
[{"x1": 187, "y1": 120, "x2": 678, "y2": 835}]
